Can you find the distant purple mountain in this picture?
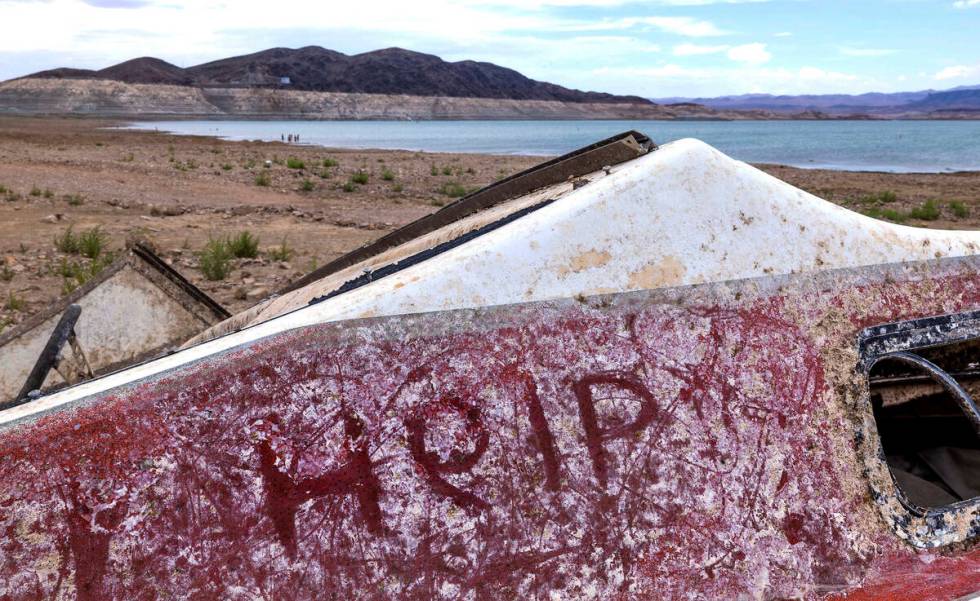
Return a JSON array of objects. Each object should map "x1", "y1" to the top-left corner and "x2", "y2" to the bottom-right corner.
[{"x1": 654, "y1": 85, "x2": 980, "y2": 114}]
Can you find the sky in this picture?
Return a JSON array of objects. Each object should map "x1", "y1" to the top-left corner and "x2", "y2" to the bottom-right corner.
[{"x1": 0, "y1": 0, "x2": 978, "y2": 98}]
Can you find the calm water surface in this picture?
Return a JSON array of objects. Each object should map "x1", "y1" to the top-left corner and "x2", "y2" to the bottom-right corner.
[{"x1": 123, "y1": 119, "x2": 980, "y2": 173}]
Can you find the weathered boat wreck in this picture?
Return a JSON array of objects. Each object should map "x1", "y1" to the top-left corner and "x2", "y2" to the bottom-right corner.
[{"x1": 1, "y1": 132, "x2": 979, "y2": 599}]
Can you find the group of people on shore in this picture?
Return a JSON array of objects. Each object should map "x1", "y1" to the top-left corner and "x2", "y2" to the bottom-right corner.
[{"x1": 281, "y1": 133, "x2": 301, "y2": 143}]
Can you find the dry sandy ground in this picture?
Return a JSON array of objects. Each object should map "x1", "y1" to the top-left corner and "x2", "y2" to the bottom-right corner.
[{"x1": 2, "y1": 116, "x2": 980, "y2": 334}]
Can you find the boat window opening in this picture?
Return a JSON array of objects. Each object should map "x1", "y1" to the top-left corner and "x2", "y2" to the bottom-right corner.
[{"x1": 869, "y1": 337, "x2": 980, "y2": 509}]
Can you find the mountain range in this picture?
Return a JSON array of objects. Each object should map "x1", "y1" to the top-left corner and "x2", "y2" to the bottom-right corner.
[{"x1": 4, "y1": 46, "x2": 979, "y2": 119}]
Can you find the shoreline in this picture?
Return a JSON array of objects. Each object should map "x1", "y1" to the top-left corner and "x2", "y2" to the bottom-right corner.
[
  {"x1": 116, "y1": 119, "x2": 980, "y2": 175},
  {"x1": 2, "y1": 115, "x2": 980, "y2": 334}
]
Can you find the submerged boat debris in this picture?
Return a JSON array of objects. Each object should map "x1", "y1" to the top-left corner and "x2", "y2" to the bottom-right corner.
[
  {"x1": 0, "y1": 243, "x2": 228, "y2": 408},
  {"x1": 1, "y1": 133, "x2": 979, "y2": 599}
]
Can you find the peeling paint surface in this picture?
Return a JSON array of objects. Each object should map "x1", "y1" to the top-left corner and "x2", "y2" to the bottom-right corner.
[{"x1": 1, "y1": 257, "x2": 980, "y2": 599}]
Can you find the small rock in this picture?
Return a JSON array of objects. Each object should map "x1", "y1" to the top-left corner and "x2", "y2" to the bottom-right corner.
[
  {"x1": 41, "y1": 214, "x2": 61, "y2": 224},
  {"x1": 247, "y1": 286, "x2": 269, "y2": 300},
  {"x1": 242, "y1": 277, "x2": 256, "y2": 286},
  {"x1": 277, "y1": 262, "x2": 290, "y2": 270}
]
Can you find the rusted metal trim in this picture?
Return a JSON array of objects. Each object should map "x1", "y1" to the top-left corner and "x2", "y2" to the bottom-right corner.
[
  {"x1": 130, "y1": 243, "x2": 230, "y2": 321},
  {"x1": 281, "y1": 130, "x2": 655, "y2": 295},
  {"x1": 875, "y1": 351, "x2": 980, "y2": 434}
]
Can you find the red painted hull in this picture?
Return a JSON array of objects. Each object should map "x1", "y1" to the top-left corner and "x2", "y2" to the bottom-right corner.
[{"x1": 2, "y1": 258, "x2": 979, "y2": 599}]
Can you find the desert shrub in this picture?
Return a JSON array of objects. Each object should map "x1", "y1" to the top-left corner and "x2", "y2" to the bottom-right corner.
[
  {"x1": 54, "y1": 226, "x2": 80, "y2": 254},
  {"x1": 267, "y1": 237, "x2": 294, "y2": 261},
  {"x1": 29, "y1": 186, "x2": 41, "y2": 197},
  {"x1": 342, "y1": 181, "x2": 356, "y2": 193},
  {"x1": 381, "y1": 168, "x2": 395, "y2": 181},
  {"x1": 286, "y1": 157, "x2": 305, "y2": 169},
  {"x1": 227, "y1": 231, "x2": 259, "y2": 258},
  {"x1": 78, "y1": 226, "x2": 108, "y2": 259},
  {"x1": 300, "y1": 179, "x2": 316, "y2": 192},
  {"x1": 255, "y1": 172, "x2": 271, "y2": 187},
  {"x1": 863, "y1": 207, "x2": 907, "y2": 223},
  {"x1": 908, "y1": 199, "x2": 940, "y2": 221},
  {"x1": 64, "y1": 193, "x2": 85, "y2": 206},
  {"x1": 950, "y1": 201, "x2": 970, "y2": 218},
  {"x1": 323, "y1": 158, "x2": 338, "y2": 168},
  {"x1": 441, "y1": 182, "x2": 467, "y2": 197},
  {"x1": 199, "y1": 238, "x2": 232, "y2": 280},
  {"x1": 5, "y1": 291, "x2": 25, "y2": 312},
  {"x1": 4, "y1": 292, "x2": 24, "y2": 311},
  {"x1": 351, "y1": 171, "x2": 369, "y2": 185},
  {"x1": 877, "y1": 190, "x2": 897, "y2": 203}
]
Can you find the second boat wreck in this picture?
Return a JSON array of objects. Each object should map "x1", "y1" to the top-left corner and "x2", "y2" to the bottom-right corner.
[{"x1": 0, "y1": 132, "x2": 978, "y2": 600}]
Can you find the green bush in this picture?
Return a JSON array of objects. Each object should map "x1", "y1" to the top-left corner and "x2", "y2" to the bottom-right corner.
[
  {"x1": 5, "y1": 291, "x2": 25, "y2": 312},
  {"x1": 29, "y1": 186, "x2": 41, "y2": 197},
  {"x1": 863, "y1": 207, "x2": 907, "y2": 223},
  {"x1": 950, "y1": 201, "x2": 970, "y2": 218},
  {"x1": 381, "y1": 168, "x2": 395, "y2": 181},
  {"x1": 78, "y1": 226, "x2": 108, "y2": 259},
  {"x1": 351, "y1": 171, "x2": 369, "y2": 185},
  {"x1": 441, "y1": 182, "x2": 468, "y2": 197},
  {"x1": 267, "y1": 237, "x2": 294, "y2": 261},
  {"x1": 255, "y1": 172, "x2": 271, "y2": 187},
  {"x1": 323, "y1": 158, "x2": 338, "y2": 168},
  {"x1": 908, "y1": 199, "x2": 940, "y2": 221},
  {"x1": 54, "y1": 226, "x2": 79, "y2": 254},
  {"x1": 286, "y1": 157, "x2": 305, "y2": 170},
  {"x1": 199, "y1": 238, "x2": 232, "y2": 280},
  {"x1": 300, "y1": 179, "x2": 316, "y2": 192},
  {"x1": 342, "y1": 181, "x2": 356, "y2": 193},
  {"x1": 227, "y1": 231, "x2": 260, "y2": 258}
]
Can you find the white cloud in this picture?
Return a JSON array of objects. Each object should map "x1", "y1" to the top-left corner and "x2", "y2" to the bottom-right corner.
[
  {"x1": 673, "y1": 43, "x2": 728, "y2": 56},
  {"x1": 581, "y1": 16, "x2": 727, "y2": 37},
  {"x1": 839, "y1": 47, "x2": 897, "y2": 57},
  {"x1": 773, "y1": 31, "x2": 792, "y2": 37},
  {"x1": 953, "y1": 0, "x2": 980, "y2": 7},
  {"x1": 591, "y1": 63, "x2": 863, "y2": 96},
  {"x1": 935, "y1": 64, "x2": 980, "y2": 80},
  {"x1": 726, "y1": 43, "x2": 771, "y2": 64}
]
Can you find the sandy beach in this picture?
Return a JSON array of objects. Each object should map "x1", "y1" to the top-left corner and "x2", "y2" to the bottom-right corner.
[{"x1": 2, "y1": 115, "x2": 980, "y2": 333}]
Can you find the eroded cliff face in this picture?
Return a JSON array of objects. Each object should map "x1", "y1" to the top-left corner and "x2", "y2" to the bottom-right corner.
[{"x1": 0, "y1": 78, "x2": 726, "y2": 120}]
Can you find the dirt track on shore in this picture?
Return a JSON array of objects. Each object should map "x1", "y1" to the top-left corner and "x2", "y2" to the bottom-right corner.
[{"x1": 2, "y1": 116, "x2": 979, "y2": 334}]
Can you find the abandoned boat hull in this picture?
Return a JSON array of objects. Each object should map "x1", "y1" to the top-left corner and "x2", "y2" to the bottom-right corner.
[{"x1": 1, "y1": 255, "x2": 979, "y2": 599}]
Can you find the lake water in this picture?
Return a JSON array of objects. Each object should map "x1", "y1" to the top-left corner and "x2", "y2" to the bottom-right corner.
[{"x1": 124, "y1": 119, "x2": 980, "y2": 173}]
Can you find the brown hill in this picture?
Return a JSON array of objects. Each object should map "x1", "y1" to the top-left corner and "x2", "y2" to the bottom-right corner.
[{"x1": 26, "y1": 46, "x2": 652, "y2": 105}]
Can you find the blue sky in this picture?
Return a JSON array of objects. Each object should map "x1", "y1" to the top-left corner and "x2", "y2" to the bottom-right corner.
[{"x1": 0, "y1": 0, "x2": 978, "y2": 97}]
